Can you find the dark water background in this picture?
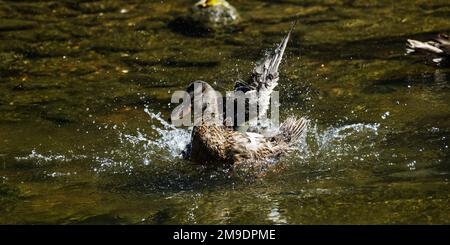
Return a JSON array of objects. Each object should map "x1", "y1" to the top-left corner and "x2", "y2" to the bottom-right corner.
[{"x1": 0, "y1": 0, "x2": 449, "y2": 224}]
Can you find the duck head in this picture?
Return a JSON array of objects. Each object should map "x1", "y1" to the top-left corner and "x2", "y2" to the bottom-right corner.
[{"x1": 171, "y1": 81, "x2": 223, "y2": 126}]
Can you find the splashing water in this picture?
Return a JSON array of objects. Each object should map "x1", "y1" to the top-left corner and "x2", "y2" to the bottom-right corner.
[
  {"x1": 294, "y1": 122, "x2": 381, "y2": 166},
  {"x1": 316, "y1": 123, "x2": 379, "y2": 150},
  {"x1": 14, "y1": 106, "x2": 382, "y2": 178},
  {"x1": 15, "y1": 149, "x2": 87, "y2": 165},
  {"x1": 13, "y1": 107, "x2": 191, "y2": 176},
  {"x1": 143, "y1": 107, "x2": 191, "y2": 158},
  {"x1": 93, "y1": 108, "x2": 191, "y2": 173}
]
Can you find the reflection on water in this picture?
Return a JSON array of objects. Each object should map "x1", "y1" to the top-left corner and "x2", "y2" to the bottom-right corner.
[{"x1": 0, "y1": 0, "x2": 450, "y2": 224}]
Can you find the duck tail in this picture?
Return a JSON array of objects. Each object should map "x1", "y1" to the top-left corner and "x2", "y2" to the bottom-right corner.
[{"x1": 279, "y1": 116, "x2": 308, "y2": 145}]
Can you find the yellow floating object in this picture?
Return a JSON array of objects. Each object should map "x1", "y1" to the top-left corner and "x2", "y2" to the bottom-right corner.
[{"x1": 195, "y1": 0, "x2": 223, "y2": 8}]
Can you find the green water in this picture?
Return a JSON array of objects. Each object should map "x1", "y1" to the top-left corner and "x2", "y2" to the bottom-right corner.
[{"x1": 0, "y1": 0, "x2": 450, "y2": 224}]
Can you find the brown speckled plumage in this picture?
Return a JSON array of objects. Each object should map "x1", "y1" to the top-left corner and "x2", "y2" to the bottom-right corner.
[{"x1": 189, "y1": 117, "x2": 308, "y2": 165}]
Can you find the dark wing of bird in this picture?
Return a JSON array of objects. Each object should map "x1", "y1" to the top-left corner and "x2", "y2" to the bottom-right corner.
[{"x1": 229, "y1": 22, "x2": 296, "y2": 130}]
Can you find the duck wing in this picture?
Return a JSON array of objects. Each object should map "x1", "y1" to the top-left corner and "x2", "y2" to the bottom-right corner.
[
  {"x1": 228, "y1": 131, "x2": 288, "y2": 163},
  {"x1": 228, "y1": 116, "x2": 307, "y2": 163},
  {"x1": 235, "y1": 26, "x2": 292, "y2": 93},
  {"x1": 230, "y1": 23, "x2": 295, "y2": 129}
]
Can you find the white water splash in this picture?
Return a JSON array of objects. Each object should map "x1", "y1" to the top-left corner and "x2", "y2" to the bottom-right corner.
[
  {"x1": 316, "y1": 123, "x2": 379, "y2": 149},
  {"x1": 91, "y1": 108, "x2": 191, "y2": 173},
  {"x1": 14, "y1": 107, "x2": 191, "y2": 175},
  {"x1": 144, "y1": 107, "x2": 191, "y2": 157},
  {"x1": 43, "y1": 171, "x2": 77, "y2": 178},
  {"x1": 295, "y1": 122, "x2": 381, "y2": 164},
  {"x1": 116, "y1": 108, "x2": 191, "y2": 160},
  {"x1": 15, "y1": 150, "x2": 86, "y2": 164}
]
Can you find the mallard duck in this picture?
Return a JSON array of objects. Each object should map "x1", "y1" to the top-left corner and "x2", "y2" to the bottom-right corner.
[
  {"x1": 406, "y1": 34, "x2": 450, "y2": 66},
  {"x1": 172, "y1": 26, "x2": 308, "y2": 165}
]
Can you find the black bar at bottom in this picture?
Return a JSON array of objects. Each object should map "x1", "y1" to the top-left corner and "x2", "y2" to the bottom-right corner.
[{"x1": 0, "y1": 225, "x2": 448, "y2": 243}]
